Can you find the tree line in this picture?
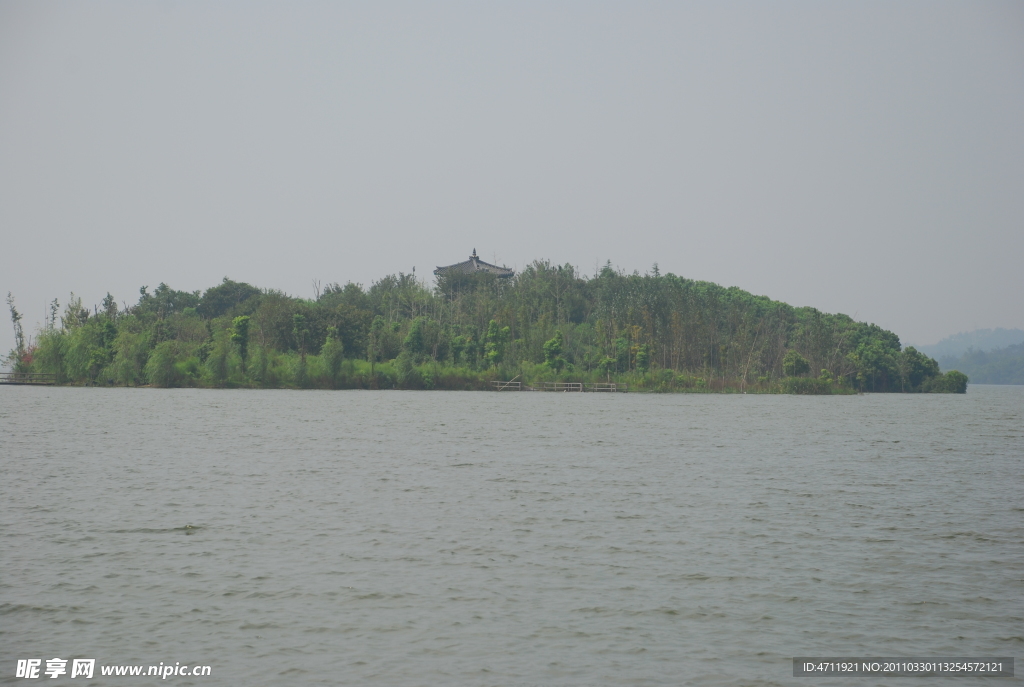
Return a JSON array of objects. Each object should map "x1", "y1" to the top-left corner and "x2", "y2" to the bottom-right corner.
[
  {"x1": 938, "y1": 342, "x2": 1024, "y2": 385},
  {"x1": 4, "y1": 261, "x2": 968, "y2": 393}
]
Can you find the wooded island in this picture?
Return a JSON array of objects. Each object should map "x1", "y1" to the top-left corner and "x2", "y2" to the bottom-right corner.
[{"x1": 5, "y1": 258, "x2": 968, "y2": 393}]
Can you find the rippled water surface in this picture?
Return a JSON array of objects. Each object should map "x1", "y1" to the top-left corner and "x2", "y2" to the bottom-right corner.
[{"x1": 2, "y1": 386, "x2": 1022, "y2": 686}]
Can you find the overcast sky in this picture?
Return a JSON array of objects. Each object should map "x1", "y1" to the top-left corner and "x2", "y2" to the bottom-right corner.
[{"x1": 2, "y1": 1, "x2": 1022, "y2": 356}]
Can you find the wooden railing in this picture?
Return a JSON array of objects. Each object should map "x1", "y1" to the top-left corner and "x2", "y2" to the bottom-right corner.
[
  {"x1": 541, "y1": 382, "x2": 584, "y2": 392},
  {"x1": 585, "y1": 382, "x2": 627, "y2": 392},
  {"x1": 0, "y1": 372, "x2": 58, "y2": 385},
  {"x1": 490, "y1": 380, "x2": 522, "y2": 391}
]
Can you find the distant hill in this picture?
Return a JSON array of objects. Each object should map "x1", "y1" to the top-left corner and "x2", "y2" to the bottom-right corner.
[
  {"x1": 939, "y1": 342, "x2": 1024, "y2": 385},
  {"x1": 917, "y1": 328, "x2": 1024, "y2": 359}
]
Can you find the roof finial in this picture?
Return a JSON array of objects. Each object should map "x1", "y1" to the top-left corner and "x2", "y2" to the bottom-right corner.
[{"x1": 471, "y1": 248, "x2": 478, "y2": 259}]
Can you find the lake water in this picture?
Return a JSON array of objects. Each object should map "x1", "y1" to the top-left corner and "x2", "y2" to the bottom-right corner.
[{"x1": 1, "y1": 386, "x2": 1021, "y2": 686}]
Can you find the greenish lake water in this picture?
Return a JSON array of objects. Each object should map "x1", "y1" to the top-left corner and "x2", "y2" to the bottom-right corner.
[{"x1": 2, "y1": 386, "x2": 1021, "y2": 685}]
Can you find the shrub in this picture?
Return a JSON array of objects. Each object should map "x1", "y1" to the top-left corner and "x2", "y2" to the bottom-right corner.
[
  {"x1": 923, "y1": 370, "x2": 968, "y2": 393},
  {"x1": 781, "y1": 376, "x2": 833, "y2": 395}
]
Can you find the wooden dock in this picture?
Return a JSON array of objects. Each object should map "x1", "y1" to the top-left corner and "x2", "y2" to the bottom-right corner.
[
  {"x1": 490, "y1": 380, "x2": 627, "y2": 392},
  {"x1": 542, "y1": 382, "x2": 583, "y2": 392},
  {"x1": 0, "y1": 372, "x2": 58, "y2": 385},
  {"x1": 585, "y1": 382, "x2": 627, "y2": 392}
]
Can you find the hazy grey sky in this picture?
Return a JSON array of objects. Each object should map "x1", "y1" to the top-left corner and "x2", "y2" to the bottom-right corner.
[{"x1": 2, "y1": 1, "x2": 1022, "y2": 355}]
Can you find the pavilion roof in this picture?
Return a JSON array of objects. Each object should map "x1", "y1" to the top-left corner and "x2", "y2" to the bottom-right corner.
[{"x1": 434, "y1": 249, "x2": 514, "y2": 278}]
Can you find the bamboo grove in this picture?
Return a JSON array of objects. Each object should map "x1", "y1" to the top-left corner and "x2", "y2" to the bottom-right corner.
[{"x1": 5, "y1": 261, "x2": 967, "y2": 393}]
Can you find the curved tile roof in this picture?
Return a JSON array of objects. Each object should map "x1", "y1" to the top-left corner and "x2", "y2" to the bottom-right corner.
[{"x1": 434, "y1": 249, "x2": 514, "y2": 278}]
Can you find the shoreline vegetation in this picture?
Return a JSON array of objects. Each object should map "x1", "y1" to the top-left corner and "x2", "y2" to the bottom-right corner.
[{"x1": 5, "y1": 261, "x2": 967, "y2": 394}]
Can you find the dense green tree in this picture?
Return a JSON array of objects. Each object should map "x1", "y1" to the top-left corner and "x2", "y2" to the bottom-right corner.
[
  {"x1": 292, "y1": 313, "x2": 310, "y2": 387},
  {"x1": 321, "y1": 326, "x2": 345, "y2": 388},
  {"x1": 636, "y1": 344, "x2": 651, "y2": 374},
  {"x1": 145, "y1": 341, "x2": 181, "y2": 388},
  {"x1": 927, "y1": 370, "x2": 968, "y2": 393},
  {"x1": 205, "y1": 327, "x2": 234, "y2": 387},
  {"x1": 198, "y1": 278, "x2": 260, "y2": 319},
  {"x1": 898, "y1": 346, "x2": 940, "y2": 391},
  {"x1": 782, "y1": 350, "x2": 810, "y2": 377},
  {"x1": 403, "y1": 317, "x2": 427, "y2": 358},
  {"x1": 292, "y1": 313, "x2": 309, "y2": 355},
  {"x1": 484, "y1": 320, "x2": 510, "y2": 367},
  {"x1": 137, "y1": 283, "x2": 201, "y2": 319},
  {"x1": 543, "y1": 330, "x2": 566, "y2": 372},
  {"x1": 32, "y1": 330, "x2": 66, "y2": 381},
  {"x1": 109, "y1": 329, "x2": 150, "y2": 386},
  {"x1": 231, "y1": 315, "x2": 250, "y2": 372}
]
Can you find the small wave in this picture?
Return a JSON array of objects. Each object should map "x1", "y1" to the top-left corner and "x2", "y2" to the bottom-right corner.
[{"x1": 109, "y1": 525, "x2": 203, "y2": 535}]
